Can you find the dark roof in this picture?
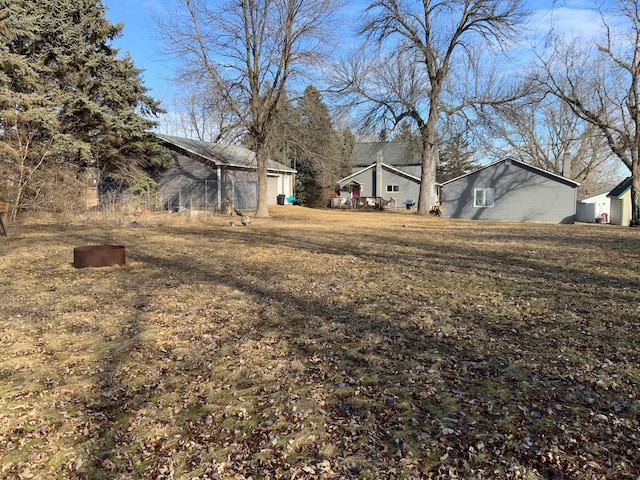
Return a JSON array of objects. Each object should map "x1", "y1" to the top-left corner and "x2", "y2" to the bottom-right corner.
[
  {"x1": 607, "y1": 177, "x2": 632, "y2": 198},
  {"x1": 351, "y1": 142, "x2": 420, "y2": 167},
  {"x1": 155, "y1": 133, "x2": 295, "y2": 173},
  {"x1": 441, "y1": 157, "x2": 580, "y2": 187}
]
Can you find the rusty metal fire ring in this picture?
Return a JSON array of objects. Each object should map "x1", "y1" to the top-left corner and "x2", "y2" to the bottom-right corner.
[{"x1": 73, "y1": 245, "x2": 126, "y2": 269}]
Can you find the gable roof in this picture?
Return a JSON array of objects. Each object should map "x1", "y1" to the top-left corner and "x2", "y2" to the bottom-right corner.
[
  {"x1": 351, "y1": 141, "x2": 420, "y2": 167},
  {"x1": 607, "y1": 177, "x2": 631, "y2": 198},
  {"x1": 578, "y1": 186, "x2": 616, "y2": 202},
  {"x1": 155, "y1": 133, "x2": 295, "y2": 173},
  {"x1": 338, "y1": 162, "x2": 422, "y2": 185},
  {"x1": 441, "y1": 157, "x2": 580, "y2": 187}
]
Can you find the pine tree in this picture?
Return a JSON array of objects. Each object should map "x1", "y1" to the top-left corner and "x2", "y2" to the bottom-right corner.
[
  {"x1": 297, "y1": 86, "x2": 340, "y2": 206},
  {"x1": 437, "y1": 133, "x2": 479, "y2": 183},
  {"x1": 340, "y1": 127, "x2": 355, "y2": 176},
  {"x1": 268, "y1": 87, "x2": 347, "y2": 206},
  {"x1": 0, "y1": 0, "x2": 163, "y2": 217},
  {"x1": 392, "y1": 121, "x2": 422, "y2": 166},
  {"x1": 293, "y1": 86, "x2": 342, "y2": 207}
]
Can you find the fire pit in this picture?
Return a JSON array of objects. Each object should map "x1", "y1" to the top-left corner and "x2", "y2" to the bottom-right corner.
[{"x1": 73, "y1": 245, "x2": 126, "y2": 269}]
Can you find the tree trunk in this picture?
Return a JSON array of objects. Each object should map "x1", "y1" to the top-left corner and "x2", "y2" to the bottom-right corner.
[
  {"x1": 416, "y1": 108, "x2": 439, "y2": 216},
  {"x1": 11, "y1": 156, "x2": 28, "y2": 221},
  {"x1": 417, "y1": 143, "x2": 437, "y2": 215},
  {"x1": 632, "y1": 159, "x2": 640, "y2": 227},
  {"x1": 255, "y1": 144, "x2": 270, "y2": 218}
]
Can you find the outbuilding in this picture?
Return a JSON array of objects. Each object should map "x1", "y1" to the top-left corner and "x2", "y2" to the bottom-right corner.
[
  {"x1": 155, "y1": 134, "x2": 295, "y2": 212},
  {"x1": 607, "y1": 177, "x2": 632, "y2": 226},
  {"x1": 576, "y1": 188, "x2": 612, "y2": 223},
  {"x1": 440, "y1": 157, "x2": 580, "y2": 223}
]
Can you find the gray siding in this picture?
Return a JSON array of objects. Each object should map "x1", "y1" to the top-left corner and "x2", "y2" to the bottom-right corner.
[
  {"x1": 342, "y1": 165, "x2": 420, "y2": 206},
  {"x1": 220, "y1": 168, "x2": 258, "y2": 211},
  {"x1": 347, "y1": 167, "x2": 374, "y2": 196},
  {"x1": 441, "y1": 160, "x2": 577, "y2": 223},
  {"x1": 156, "y1": 146, "x2": 295, "y2": 211},
  {"x1": 393, "y1": 165, "x2": 422, "y2": 178},
  {"x1": 156, "y1": 152, "x2": 260, "y2": 211},
  {"x1": 157, "y1": 153, "x2": 218, "y2": 210}
]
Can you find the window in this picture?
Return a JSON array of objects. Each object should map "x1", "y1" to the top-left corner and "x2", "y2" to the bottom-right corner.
[
  {"x1": 474, "y1": 188, "x2": 494, "y2": 207},
  {"x1": 386, "y1": 185, "x2": 400, "y2": 192}
]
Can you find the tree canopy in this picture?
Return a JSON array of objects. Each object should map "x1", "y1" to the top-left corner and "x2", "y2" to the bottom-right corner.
[
  {"x1": 0, "y1": 0, "x2": 163, "y2": 217},
  {"x1": 334, "y1": 0, "x2": 529, "y2": 215},
  {"x1": 294, "y1": 86, "x2": 350, "y2": 206},
  {"x1": 270, "y1": 86, "x2": 351, "y2": 207},
  {"x1": 534, "y1": 0, "x2": 640, "y2": 226},
  {"x1": 156, "y1": 0, "x2": 343, "y2": 217}
]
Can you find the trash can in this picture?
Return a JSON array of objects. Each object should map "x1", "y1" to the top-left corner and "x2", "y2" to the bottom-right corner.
[
  {"x1": 277, "y1": 194, "x2": 286, "y2": 205},
  {"x1": 405, "y1": 200, "x2": 415, "y2": 210}
]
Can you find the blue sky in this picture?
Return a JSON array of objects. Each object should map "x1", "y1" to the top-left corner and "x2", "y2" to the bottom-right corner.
[
  {"x1": 103, "y1": 0, "x2": 173, "y2": 101},
  {"x1": 103, "y1": 0, "x2": 370, "y2": 103},
  {"x1": 102, "y1": 0, "x2": 604, "y2": 128}
]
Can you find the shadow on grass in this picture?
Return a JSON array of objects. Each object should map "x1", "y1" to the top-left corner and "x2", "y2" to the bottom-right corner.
[{"x1": 7, "y1": 220, "x2": 637, "y2": 478}]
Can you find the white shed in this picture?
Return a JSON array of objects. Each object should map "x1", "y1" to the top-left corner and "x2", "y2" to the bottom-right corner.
[{"x1": 576, "y1": 188, "x2": 612, "y2": 223}]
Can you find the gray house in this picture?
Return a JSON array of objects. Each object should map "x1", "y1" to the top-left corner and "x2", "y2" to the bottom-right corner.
[
  {"x1": 336, "y1": 141, "x2": 440, "y2": 208},
  {"x1": 441, "y1": 157, "x2": 580, "y2": 223},
  {"x1": 337, "y1": 149, "x2": 422, "y2": 208},
  {"x1": 155, "y1": 134, "x2": 295, "y2": 212},
  {"x1": 350, "y1": 141, "x2": 422, "y2": 178}
]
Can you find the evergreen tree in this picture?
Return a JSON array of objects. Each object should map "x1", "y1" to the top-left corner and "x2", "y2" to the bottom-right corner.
[
  {"x1": 294, "y1": 87, "x2": 326, "y2": 206},
  {"x1": 392, "y1": 121, "x2": 422, "y2": 165},
  {"x1": 340, "y1": 127, "x2": 355, "y2": 176},
  {"x1": 294, "y1": 86, "x2": 342, "y2": 207},
  {"x1": 269, "y1": 87, "x2": 348, "y2": 206},
  {"x1": 392, "y1": 121, "x2": 415, "y2": 142},
  {"x1": 436, "y1": 132, "x2": 479, "y2": 183},
  {"x1": 0, "y1": 0, "x2": 163, "y2": 217}
]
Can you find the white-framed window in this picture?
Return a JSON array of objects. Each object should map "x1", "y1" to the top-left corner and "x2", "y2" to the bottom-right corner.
[
  {"x1": 386, "y1": 185, "x2": 400, "y2": 192},
  {"x1": 474, "y1": 188, "x2": 495, "y2": 207}
]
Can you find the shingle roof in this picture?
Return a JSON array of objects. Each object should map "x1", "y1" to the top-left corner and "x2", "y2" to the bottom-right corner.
[
  {"x1": 440, "y1": 157, "x2": 580, "y2": 187},
  {"x1": 155, "y1": 134, "x2": 295, "y2": 173},
  {"x1": 607, "y1": 177, "x2": 632, "y2": 198},
  {"x1": 351, "y1": 142, "x2": 420, "y2": 167}
]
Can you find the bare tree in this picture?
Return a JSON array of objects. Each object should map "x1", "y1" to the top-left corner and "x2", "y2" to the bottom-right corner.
[
  {"x1": 334, "y1": 0, "x2": 529, "y2": 215},
  {"x1": 163, "y1": 84, "x2": 243, "y2": 143},
  {"x1": 536, "y1": 0, "x2": 640, "y2": 226},
  {"x1": 482, "y1": 92, "x2": 619, "y2": 188},
  {"x1": 156, "y1": 0, "x2": 342, "y2": 217}
]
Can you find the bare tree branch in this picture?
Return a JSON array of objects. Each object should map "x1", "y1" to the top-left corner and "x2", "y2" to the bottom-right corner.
[
  {"x1": 533, "y1": 0, "x2": 640, "y2": 225},
  {"x1": 155, "y1": 0, "x2": 343, "y2": 216},
  {"x1": 334, "y1": 0, "x2": 529, "y2": 214}
]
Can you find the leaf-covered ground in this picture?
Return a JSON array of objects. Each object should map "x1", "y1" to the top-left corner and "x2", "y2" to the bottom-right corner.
[{"x1": 1, "y1": 206, "x2": 639, "y2": 479}]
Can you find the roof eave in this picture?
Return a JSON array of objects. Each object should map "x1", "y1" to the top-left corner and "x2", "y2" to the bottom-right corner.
[{"x1": 441, "y1": 157, "x2": 581, "y2": 187}]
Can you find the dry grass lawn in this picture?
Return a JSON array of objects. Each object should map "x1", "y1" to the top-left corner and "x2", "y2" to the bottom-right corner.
[{"x1": 0, "y1": 206, "x2": 639, "y2": 479}]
